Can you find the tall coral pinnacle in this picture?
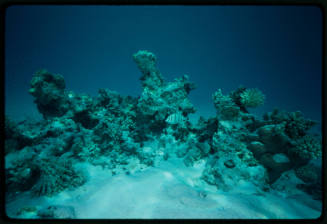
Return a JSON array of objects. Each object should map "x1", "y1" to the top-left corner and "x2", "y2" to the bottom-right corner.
[
  {"x1": 29, "y1": 69, "x2": 69, "y2": 118},
  {"x1": 133, "y1": 50, "x2": 164, "y2": 90}
]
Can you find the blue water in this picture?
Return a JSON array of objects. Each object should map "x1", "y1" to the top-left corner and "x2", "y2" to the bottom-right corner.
[{"x1": 5, "y1": 5, "x2": 322, "y2": 132}]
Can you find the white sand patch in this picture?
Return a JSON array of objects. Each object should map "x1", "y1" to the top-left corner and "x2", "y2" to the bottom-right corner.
[{"x1": 6, "y1": 158, "x2": 322, "y2": 219}]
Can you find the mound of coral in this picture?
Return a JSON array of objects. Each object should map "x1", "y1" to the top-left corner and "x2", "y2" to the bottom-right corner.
[{"x1": 5, "y1": 50, "x2": 322, "y2": 206}]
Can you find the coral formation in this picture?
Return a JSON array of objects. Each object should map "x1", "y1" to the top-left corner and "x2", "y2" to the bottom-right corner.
[
  {"x1": 239, "y1": 88, "x2": 265, "y2": 108},
  {"x1": 288, "y1": 135, "x2": 322, "y2": 161},
  {"x1": 133, "y1": 50, "x2": 164, "y2": 90},
  {"x1": 31, "y1": 157, "x2": 86, "y2": 197},
  {"x1": 201, "y1": 119, "x2": 268, "y2": 190},
  {"x1": 5, "y1": 147, "x2": 38, "y2": 193},
  {"x1": 5, "y1": 50, "x2": 322, "y2": 202},
  {"x1": 29, "y1": 69, "x2": 69, "y2": 118},
  {"x1": 263, "y1": 109, "x2": 317, "y2": 139},
  {"x1": 212, "y1": 89, "x2": 240, "y2": 120}
]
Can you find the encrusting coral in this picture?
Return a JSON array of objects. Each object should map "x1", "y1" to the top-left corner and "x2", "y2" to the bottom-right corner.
[{"x1": 5, "y1": 50, "x2": 322, "y2": 200}]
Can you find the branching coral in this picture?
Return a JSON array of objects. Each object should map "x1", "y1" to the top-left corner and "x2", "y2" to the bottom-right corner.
[
  {"x1": 284, "y1": 112, "x2": 317, "y2": 139},
  {"x1": 263, "y1": 110, "x2": 317, "y2": 139},
  {"x1": 288, "y1": 135, "x2": 322, "y2": 161}
]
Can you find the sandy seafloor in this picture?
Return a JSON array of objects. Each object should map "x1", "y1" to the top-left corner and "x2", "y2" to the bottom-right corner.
[{"x1": 5, "y1": 157, "x2": 322, "y2": 219}]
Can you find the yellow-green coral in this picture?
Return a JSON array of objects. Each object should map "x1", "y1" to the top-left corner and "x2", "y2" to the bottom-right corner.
[{"x1": 240, "y1": 88, "x2": 265, "y2": 108}]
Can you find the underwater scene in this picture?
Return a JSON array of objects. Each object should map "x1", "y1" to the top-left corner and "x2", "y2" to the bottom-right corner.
[{"x1": 4, "y1": 6, "x2": 323, "y2": 219}]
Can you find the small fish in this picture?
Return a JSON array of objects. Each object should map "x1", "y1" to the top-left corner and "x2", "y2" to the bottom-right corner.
[{"x1": 165, "y1": 113, "x2": 185, "y2": 125}]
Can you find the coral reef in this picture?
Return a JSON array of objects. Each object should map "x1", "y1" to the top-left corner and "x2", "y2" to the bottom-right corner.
[{"x1": 5, "y1": 50, "x2": 322, "y2": 202}]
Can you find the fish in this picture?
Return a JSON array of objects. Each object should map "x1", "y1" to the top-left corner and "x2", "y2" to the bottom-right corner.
[{"x1": 165, "y1": 113, "x2": 185, "y2": 125}]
